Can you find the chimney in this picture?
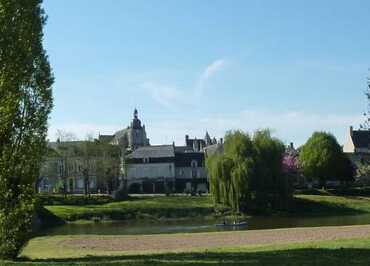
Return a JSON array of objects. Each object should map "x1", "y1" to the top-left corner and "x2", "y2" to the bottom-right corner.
[
  {"x1": 290, "y1": 142, "x2": 294, "y2": 149},
  {"x1": 349, "y1": 126, "x2": 353, "y2": 137},
  {"x1": 220, "y1": 138, "x2": 223, "y2": 144}
]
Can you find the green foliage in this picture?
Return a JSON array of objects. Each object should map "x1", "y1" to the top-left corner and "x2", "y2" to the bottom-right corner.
[
  {"x1": 357, "y1": 163, "x2": 370, "y2": 176},
  {"x1": 299, "y1": 132, "x2": 352, "y2": 186},
  {"x1": 251, "y1": 130, "x2": 290, "y2": 210},
  {"x1": 37, "y1": 194, "x2": 114, "y2": 206},
  {"x1": 94, "y1": 141, "x2": 121, "y2": 194},
  {"x1": 337, "y1": 156, "x2": 355, "y2": 184},
  {"x1": 42, "y1": 196, "x2": 214, "y2": 223},
  {"x1": 207, "y1": 131, "x2": 253, "y2": 212},
  {"x1": 0, "y1": 0, "x2": 53, "y2": 259},
  {"x1": 207, "y1": 130, "x2": 290, "y2": 214},
  {"x1": 0, "y1": 184, "x2": 35, "y2": 259}
]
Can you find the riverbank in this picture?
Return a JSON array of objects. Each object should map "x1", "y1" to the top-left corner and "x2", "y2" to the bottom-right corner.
[
  {"x1": 4, "y1": 193, "x2": 370, "y2": 265},
  {"x1": 38, "y1": 195, "x2": 215, "y2": 226},
  {"x1": 37, "y1": 193, "x2": 370, "y2": 226},
  {"x1": 5, "y1": 225, "x2": 370, "y2": 265}
]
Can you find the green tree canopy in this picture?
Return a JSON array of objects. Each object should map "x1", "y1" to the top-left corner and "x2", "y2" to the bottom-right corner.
[
  {"x1": 207, "y1": 130, "x2": 290, "y2": 214},
  {"x1": 251, "y1": 130, "x2": 288, "y2": 209},
  {"x1": 299, "y1": 132, "x2": 348, "y2": 187},
  {"x1": 0, "y1": 0, "x2": 53, "y2": 258}
]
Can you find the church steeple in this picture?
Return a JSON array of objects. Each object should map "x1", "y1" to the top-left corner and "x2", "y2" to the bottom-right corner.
[
  {"x1": 205, "y1": 131, "x2": 212, "y2": 146},
  {"x1": 131, "y1": 108, "x2": 142, "y2": 129}
]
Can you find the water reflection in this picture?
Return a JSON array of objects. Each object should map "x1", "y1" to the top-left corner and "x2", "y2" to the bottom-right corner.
[{"x1": 40, "y1": 214, "x2": 370, "y2": 236}]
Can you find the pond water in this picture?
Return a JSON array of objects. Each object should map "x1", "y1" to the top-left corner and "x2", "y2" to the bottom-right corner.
[{"x1": 40, "y1": 214, "x2": 370, "y2": 236}]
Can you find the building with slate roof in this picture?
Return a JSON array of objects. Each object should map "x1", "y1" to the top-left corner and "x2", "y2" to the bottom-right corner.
[
  {"x1": 174, "y1": 146, "x2": 208, "y2": 193},
  {"x1": 124, "y1": 134, "x2": 212, "y2": 193},
  {"x1": 343, "y1": 126, "x2": 370, "y2": 184},
  {"x1": 343, "y1": 126, "x2": 370, "y2": 154},
  {"x1": 40, "y1": 109, "x2": 217, "y2": 194},
  {"x1": 124, "y1": 145, "x2": 176, "y2": 193}
]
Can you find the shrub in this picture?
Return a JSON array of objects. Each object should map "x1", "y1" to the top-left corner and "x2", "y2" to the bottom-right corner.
[{"x1": 0, "y1": 184, "x2": 35, "y2": 259}]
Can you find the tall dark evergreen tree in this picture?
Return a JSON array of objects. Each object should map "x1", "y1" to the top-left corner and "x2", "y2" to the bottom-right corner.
[{"x1": 0, "y1": 0, "x2": 53, "y2": 258}]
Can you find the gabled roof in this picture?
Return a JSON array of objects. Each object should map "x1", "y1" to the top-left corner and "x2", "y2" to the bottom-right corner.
[
  {"x1": 127, "y1": 145, "x2": 175, "y2": 159},
  {"x1": 352, "y1": 130, "x2": 370, "y2": 149}
]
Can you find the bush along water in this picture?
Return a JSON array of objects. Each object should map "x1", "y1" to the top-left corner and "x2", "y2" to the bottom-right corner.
[{"x1": 0, "y1": 184, "x2": 35, "y2": 259}]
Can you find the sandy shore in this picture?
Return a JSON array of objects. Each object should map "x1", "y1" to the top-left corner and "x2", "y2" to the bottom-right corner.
[{"x1": 61, "y1": 224, "x2": 370, "y2": 254}]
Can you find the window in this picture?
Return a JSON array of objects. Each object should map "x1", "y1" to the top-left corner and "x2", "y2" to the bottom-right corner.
[
  {"x1": 77, "y1": 179, "x2": 84, "y2": 189},
  {"x1": 191, "y1": 160, "x2": 198, "y2": 168}
]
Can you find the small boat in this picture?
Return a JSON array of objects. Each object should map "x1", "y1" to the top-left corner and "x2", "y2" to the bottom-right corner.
[{"x1": 215, "y1": 221, "x2": 247, "y2": 227}]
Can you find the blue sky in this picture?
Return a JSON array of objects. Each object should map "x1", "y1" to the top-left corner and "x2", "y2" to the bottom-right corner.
[{"x1": 43, "y1": 0, "x2": 369, "y2": 146}]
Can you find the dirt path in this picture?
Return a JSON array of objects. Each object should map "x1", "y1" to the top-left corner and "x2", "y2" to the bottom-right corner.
[{"x1": 61, "y1": 225, "x2": 370, "y2": 254}]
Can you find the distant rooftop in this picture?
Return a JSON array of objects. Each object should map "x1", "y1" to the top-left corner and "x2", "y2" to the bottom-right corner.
[
  {"x1": 351, "y1": 129, "x2": 370, "y2": 149},
  {"x1": 126, "y1": 145, "x2": 175, "y2": 159}
]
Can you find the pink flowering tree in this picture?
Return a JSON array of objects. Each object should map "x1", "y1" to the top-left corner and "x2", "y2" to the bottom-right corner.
[{"x1": 282, "y1": 151, "x2": 299, "y2": 176}]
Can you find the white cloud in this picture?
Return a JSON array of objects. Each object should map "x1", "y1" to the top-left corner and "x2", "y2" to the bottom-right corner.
[
  {"x1": 144, "y1": 59, "x2": 227, "y2": 108},
  {"x1": 140, "y1": 81, "x2": 188, "y2": 108},
  {"x1": 195, "y1": 59, "x2": 226, "y2": 98},
  {"x1": 201, "y1": 59, "x2": 226, "y2": 80}
]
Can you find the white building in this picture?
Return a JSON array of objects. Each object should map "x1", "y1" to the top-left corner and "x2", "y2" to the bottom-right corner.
[{"x1": 343, "y1": 126, "x2": 370, "y2": 154}]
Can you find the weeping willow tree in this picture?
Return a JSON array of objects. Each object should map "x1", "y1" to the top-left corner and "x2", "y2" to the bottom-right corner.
[
  {"x1": 207, "y1": 131, "x2": 254, "y2": 214},
  {"x1": 251, "y1": 130, "x2": 288, "y2": 210},
  {"x1": 229, "y1": 158, "x2": 253, "y2": 212},
  {"x1": 207, "y1": 154, "x2": 222, "y2": 204},
  {"x1": 206, "y1": 130, "x2": 290, "y2": 214}
]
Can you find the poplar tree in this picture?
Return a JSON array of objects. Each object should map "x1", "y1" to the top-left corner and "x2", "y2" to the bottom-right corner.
[{"x1": 0, "y1": 0, "x2": 53, "y2": 258}]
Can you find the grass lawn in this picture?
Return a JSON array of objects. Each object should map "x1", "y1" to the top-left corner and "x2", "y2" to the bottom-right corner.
[
  {"x1": 1, "y1": 237, "x2": 369, "y2": 265},
  {"x1": 41, "y1": 195, "x2": 214, "y2": 223},
  {"x1": 294, "y1": 194, "x2": 370, "y2": 216},
  {"x1": 8, "y1": 192, "x2": 370, "y2": 265},
  {"x1": 39, "y1": 193, "x2": 370, "y2": 225}
]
